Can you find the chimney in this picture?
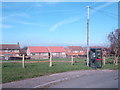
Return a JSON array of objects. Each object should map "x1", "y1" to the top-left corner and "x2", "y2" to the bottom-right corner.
[{"x1": 17, "y1": 42, "x2": 19, "y2": 45}]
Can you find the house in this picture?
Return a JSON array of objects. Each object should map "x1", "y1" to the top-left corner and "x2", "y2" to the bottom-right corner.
[
  {"x1": 27, "y1": 46, "x2": 49, "y2": 59},
  {"x1": 89, "y1": 46, "x2": 109, "y2": 56},
  {"x1": 0, "y1": 44, "x2": 20, "y2": 60},
  {"x1": 0, "y1": 44, "x2": 20, "y2": 56},
  {"x1": 47, "y1": 46, "x2": 66, "y2": 58},
  {"x1": 66, "y1": 46, "x2": 86, "y2": 57},
  {"x1": 19, "y1": 49, "x2": 27, "y2": 56}
]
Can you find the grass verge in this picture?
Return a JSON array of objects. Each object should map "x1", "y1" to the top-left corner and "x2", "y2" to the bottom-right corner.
[{"x1": 2, "y1": 58, "x2": 118, "y2": 83}]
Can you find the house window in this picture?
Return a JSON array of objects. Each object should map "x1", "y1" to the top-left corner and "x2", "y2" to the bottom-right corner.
[
  {"x1": 31, "y1": 53, "x2": 35, "y2": 56},
  {"x1": 14, "y1": 50, "x2": 19, "y2": 52},
  {"x1": 35, "y1": 53, "x2": 39, "y2": 55},
  {"x1": 52, "y1": 53, "x2": 57, "y2": 55},
  {"x1": 41, "y1": 53, "x2": 48, "y2": 55},
  {"x1": 2, "y1": 50, "x2": 5, "y2": 52},
  {"x1": 61, "y1": 52, "x2": 65, "y2": 55},
  {"x1": 74, "y1": 51, "x2": 79, "y2": 53},
  {"x1": 5, "y1": 50, "x2": 8, "y2": 52},
  {"x1": 8, "y1": 50, "x2": 11, "y2": 52},
  {"x1": 15, "y1": 54, "x2": 19, "y2": 56}
]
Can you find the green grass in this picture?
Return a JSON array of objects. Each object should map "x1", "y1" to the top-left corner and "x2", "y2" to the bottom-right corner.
[
  {"x1": 102, "y1": 64, "x2": 118, "y2": 70},
  {"x1": 2, "y1": 58, "x2": 85, "y2": 61},
  {"x1": 2, "y1": 58, "x2": 119, "y2": 83}
]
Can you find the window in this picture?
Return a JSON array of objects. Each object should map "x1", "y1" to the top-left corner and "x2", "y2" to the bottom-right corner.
[
  {"x1": 5, "y1": 50, "x2": 8, "y2": 52},
  {"x1": 2, "y1": 50, "x2": 5, "y2": 52},
  {"x1": 52, "y1": 53, "x2": 57, "y2": 55},
  {"x1": 61, "y1": 52, "x2": 65, "y2": 55},
  {"x1": 14, "y1": 50, "x2": 19, "y2": 52},
  {"x1": 35, "y1": 53, "x2": 39, "y2": 55},
  {"x1": 31, "y1": 53, "x2": 35, "y2": 56},
  {"x1": 8, "y1": 50, "x2": 11, "y2": 52},
  {"x1": 15, "y1": 54, "x2": 19, "y2": 56},
  {"x1": 41, "y1": 53, "x2": 48, "y2": 55},
  {"x1": 74, "y1": 51, "x2": 79, "y2": 53}
]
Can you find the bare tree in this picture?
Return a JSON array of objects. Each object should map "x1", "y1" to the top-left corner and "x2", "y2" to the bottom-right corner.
[
  {"x1": 21, "y1": 46, "x2": 28, "y2": 50},
  {"x1": 108, "y1": 29, "x2": 120, "y2": 65}
]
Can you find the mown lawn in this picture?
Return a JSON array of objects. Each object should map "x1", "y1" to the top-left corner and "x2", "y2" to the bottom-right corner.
[
  {"x1": 2, "y1": 58, "x2": 119, "y2": 83},
  {"x1": 2, "y1": 58, "x2": 85, "y2": 61}
]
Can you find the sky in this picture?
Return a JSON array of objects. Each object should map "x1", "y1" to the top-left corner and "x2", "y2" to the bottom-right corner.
[{"x1": 1, "y1": 2, "x2": 118, "y2": 47}]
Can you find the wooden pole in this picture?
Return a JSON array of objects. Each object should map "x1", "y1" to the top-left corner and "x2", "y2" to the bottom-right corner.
[
  {"x1": 115, "y1": 56, "x2": 118, "y2": 65},
  {"x1": 71, "y1": 55, "x2": 74, "y2": 65},
  {"x1": 103, "y1": 56, "x2": 106, "y2": 65},
  {"x1": 49, "y1": 53, "x2": 52, "y2": 67},
  {"x1": 22, "y1": 54, "x2": 25, "y2": 68}
]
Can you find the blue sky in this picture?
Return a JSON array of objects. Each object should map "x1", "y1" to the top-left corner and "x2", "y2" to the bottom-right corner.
[{"x1": 2, "y1": 2, "x2": 118, "y2": 47}]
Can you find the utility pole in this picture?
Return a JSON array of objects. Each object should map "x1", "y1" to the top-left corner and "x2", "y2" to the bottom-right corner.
[{"x1": 86, "y1": 6, "x2": 90, "y2": 67}]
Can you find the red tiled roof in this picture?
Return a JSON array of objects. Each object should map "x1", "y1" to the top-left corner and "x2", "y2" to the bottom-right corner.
[
  {"x1": 0, "y1": 44, "x2": 20, "y2": 50},
  {"x1": 48, "y1": 46, "x2": 66, "y2": 53},
  {"x1": 67, "y1": 46, "x2": 84, "y2": 51},
  {"x1": 28, "y1": 46, "x2": 48, "y2": 53}
]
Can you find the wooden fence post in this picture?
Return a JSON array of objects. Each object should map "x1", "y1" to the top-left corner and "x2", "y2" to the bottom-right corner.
[
  {"x1": 103, "y1": 56, "x2": 105, "y2": 65},
  {"x1": 22, "y1": 54, "x2": 25, "y2": 68},
  {"x1": 71, "y1": 55, "x2": 74, "y2": 65},
  {"x1": 115, "y1": 56, "x2": 118, "y2": 65},
  {"x1": 49, "y1": 53, "x2": 52, "y2": 67}
]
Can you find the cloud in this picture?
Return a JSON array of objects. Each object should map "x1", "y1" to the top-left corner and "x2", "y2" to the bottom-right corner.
[
  {"x1": 46, "y1": 2, "x2": 59, "y2": 5},
  {"x1": 15, "y1": 20, "x2": 48, "y2": 27},
  {"x1": 34, "y1": 2, "x2": 59, "y2": 8},
  {"x1": 2, "y1": 12, "x2": 31, "y2": 24},
  {"x1": 50, "y1": 2, "x2": 114, "y2": 32},
  {"x1": 91, "y1": 2, "x2": 114, "y2": 14},
  {"x1": 50, "y1": 16, "x2": 82, "y2": 31},
  {"x1": 17, "y1": 21, "x2": 35, "y2": 25},
  {"x1": 10, "y1": 12, "x2": 30, "y2": 18},
  {"x1": 34, "y1": 3, "x2": 43, "y2": 7},
  {"x1": 3, "y1": 12, "x2": 31, "y2": 23},
  {"x1": 0, "y1": 24, "x2": 14, "y2": 29}
]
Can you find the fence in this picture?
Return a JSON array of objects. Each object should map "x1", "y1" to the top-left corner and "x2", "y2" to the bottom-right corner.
[{"x1": 1, "y1": 54, "x2": 119, "y2": 68}]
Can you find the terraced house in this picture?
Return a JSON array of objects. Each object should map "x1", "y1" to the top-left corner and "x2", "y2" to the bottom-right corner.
[
  {"x1": 0, "y1": 44, "x2": 20, "y2": 60},
  {"x1": 66, "y1": 46, "x2": 86, "y2": 57},
  {"x1": 47, "y1": 46, "x2": 66, "y2": 58},
  {"x1": 27, "y1": 46, "x2": 49, "y2": 59}
]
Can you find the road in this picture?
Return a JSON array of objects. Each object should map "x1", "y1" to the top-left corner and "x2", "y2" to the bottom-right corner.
[
  {"x1": 2, "y1": 70, "x2": 118, "y2": 88},
  {"x1": 48, "y1": 70, "x2": 118, "y2": 88}
]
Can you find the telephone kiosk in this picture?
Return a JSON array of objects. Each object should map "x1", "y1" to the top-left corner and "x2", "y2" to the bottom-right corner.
[{"x1": 89, "y1": 48, "x2": 102, "y2": 68}]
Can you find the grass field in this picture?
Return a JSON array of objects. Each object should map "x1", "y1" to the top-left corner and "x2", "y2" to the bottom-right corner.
[
  {"x1": 2, "y1": 58, "x2": 119, "y2": 83},
  {"x1": 2, "y1": 58, "x2": 84, "y2": 61}
]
